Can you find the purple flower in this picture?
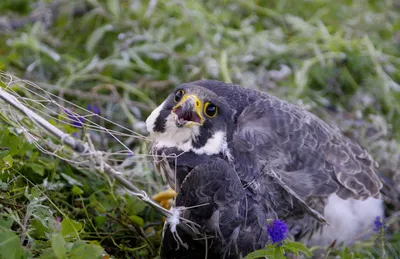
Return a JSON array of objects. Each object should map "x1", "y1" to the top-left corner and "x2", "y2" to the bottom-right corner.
[
  {"x1": 64, "y1": 109, "x2": 85, "y2": 128},
  {"x1": 72, "y1": 117, "x2": 85, "y2": 127},
  {"x1": 88, "y1": 104, "x2": 99, "y2": 115},
  {"x1": 373, "y1": 216, "x2": 386, "y2": 233},
  {"x1": 267, "y1": 219, "x2": 288, "y2": 244}
]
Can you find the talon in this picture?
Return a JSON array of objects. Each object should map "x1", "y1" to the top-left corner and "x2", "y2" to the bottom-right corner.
[{"x1": 152, "y1": 188, "x2": 177, "y2": 209}]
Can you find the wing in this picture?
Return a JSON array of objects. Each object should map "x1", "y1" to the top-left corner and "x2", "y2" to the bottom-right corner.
[
  {"x1": 232, "y1": 98, "x2": 382, "y2": 202},
  {"x1": 161, "y1": 158, "x2": 256, "y2": 259},
  {"x1": 152, "y1": 146, "x2": 219, "y2": 191}
]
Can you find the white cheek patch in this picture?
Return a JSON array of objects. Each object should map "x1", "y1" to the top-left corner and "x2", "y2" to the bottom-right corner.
[
  {"x1": 191, "y1": 131, "x2": 229, "y2": 157},
  {"x1": 151, "y1": 114, "x2": 200, "y2": 148},
  {"x1": 146, "y1": 101, "x2": 166, "y2": 133},
  {"x1": 147, "y1": 102, "x2": 231, "y2": 157},
  {"x1": 150, "y1": 114, "x2": 231, "y2": 157}
]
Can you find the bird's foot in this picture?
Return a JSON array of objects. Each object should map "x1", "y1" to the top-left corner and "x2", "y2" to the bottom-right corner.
[{"x1": 152, "y1": 188, "x2": 177, "y2": 209}]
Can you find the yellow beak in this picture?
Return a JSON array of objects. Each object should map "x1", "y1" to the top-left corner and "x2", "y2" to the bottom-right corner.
[{"x1": 172, "y1": 94, "x2": 204, "y2": 127}]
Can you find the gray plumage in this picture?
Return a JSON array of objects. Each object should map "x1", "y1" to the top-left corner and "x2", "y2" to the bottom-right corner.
[{"x1": 146, "y1": 80, "x2": 383, "y2": 258}]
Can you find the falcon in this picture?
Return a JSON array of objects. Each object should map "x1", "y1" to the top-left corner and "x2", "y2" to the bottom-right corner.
[{"x1": 145, "y1": 80, "x2": 383, "y2": 258}]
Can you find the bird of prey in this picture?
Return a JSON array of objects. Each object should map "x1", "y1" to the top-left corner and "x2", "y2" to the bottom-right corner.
[{"x1": 145, "y1": 80, "x2": 383, "y2": 258}]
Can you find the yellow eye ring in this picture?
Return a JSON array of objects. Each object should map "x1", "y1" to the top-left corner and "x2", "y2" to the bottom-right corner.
[
  {"x1": 174, "y1": 90, "x2": 184, "y2": 103},
  {"x1": 204, "y1": 102, "x2": 218, "y2": 118}
]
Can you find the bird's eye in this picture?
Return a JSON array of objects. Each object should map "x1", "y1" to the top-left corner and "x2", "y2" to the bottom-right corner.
[
  {"x1": 204, "y1": 102, "x2": 218, "y2": 118},
  {"x1": 174, "y1": 90, "x2": 184, "y2": 103}
]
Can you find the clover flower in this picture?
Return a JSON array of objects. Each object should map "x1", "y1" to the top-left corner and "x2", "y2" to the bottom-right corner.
[
  {"x1": 267, "y1": 219, "x2": 288, "y2": 244},
  {"x1": 373, "y1": 216, "x2": 386, "y2": 233}
]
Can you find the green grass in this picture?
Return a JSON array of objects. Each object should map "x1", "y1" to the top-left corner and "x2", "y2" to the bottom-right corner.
[{"x1": 0, "y1": 0, "x2": 399, "y2": 258}]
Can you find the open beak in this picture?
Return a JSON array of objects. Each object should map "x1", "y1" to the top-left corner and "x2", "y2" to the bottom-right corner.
[{"x1": 172, "y1": 94, "x2": 204, "y2": 127}]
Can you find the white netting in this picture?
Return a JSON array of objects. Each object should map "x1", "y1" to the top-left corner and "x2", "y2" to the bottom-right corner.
[{"x1": 0, "y1": 71, "x2": 171, "y2": 218}]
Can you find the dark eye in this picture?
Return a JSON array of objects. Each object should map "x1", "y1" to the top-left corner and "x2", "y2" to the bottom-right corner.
[
  {"x1": 174, "y1": 90, "x2": 184, "y2": 103},
  {"x1": 204, "y1": 102, "x2": 218, "y2": 118}
]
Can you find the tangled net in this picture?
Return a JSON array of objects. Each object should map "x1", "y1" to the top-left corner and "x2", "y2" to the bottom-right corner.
[{"x1": 0, "y1": 71, "x2": 201, "y2": 238}]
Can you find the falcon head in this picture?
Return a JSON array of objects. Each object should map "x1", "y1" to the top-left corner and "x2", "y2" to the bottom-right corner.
[{"x1": 146, "y1": 82, "x2": 235, "y2": 156}]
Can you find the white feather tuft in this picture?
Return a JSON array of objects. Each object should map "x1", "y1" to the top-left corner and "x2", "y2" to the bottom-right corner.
[
  {"x1": 145, "y1": 100, "x2": 166, "y2": 133},
  {"x1": 167, "y1": 207, "x2": 181, "y2": 233}
]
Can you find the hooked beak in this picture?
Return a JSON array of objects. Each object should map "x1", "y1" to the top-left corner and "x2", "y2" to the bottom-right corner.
[{"x1": 172, "y1": 94, "x2": 204, "y2": 127}]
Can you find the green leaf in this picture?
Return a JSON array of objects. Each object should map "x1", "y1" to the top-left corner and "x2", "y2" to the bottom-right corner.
[
  {"x1": 51, "y1": 233, "x2": 66, "y2": 259},
  {"x1": 89, "y1": 194, "x2": 105, "y2": 213},
  {"x1": 284, "y1": 241, "x2": 313, "y2": 256},
  {"x1": 99, "y1": 194, "x2": 117, "y2": 212},
  {"x1": 61, "y1": 218, "x2": 82, "y2": 240},
  {"x1": 245, "y1": 247, "x2": 276, "y2": 259},
  {"x1": 107, "y1": 0, "x2": 120, "y2": 17},
  {"x1": 0, "y1": 180, "x2": 7, "y2": 191},
  {"x1": 124, "y1": 194, "x2": 146, "y2": 215},
  {"x1": 0, "y1": 216, "x2": 13, "y2": 229},
  {"x1": 27, "y1": 163, "x2": 45, "y2": 176},
  {"x1": 94, "y1": 216, "x2": 107, "y2": 227},
  {"x1": 245, "y1": 244, "x2": 291, "y2": 259},
  {"x1": 1, "y1": 154, "x2": 13, "y2": 169},
  {"x1": 0, "y1": 149, "x2": 9, "y2": 159},
  {"x1": 72, "y1": 186, "x2": 84, "y2": 195},
  {"x1": 129, "y1": 215, "x2": 144, "y2": 227},
  {"x1": 39, "y1": 248, "x2": 57, "y2": 259},
  {"x1": 341, "y1": 247, "x2": 355, "y2": 259},
  {"x1": 26, "y1": 186, "x2": 41, "y2": 200},
  {"x1": 60, "y1": 173, "x2": 83, "y2": 187},
  {"x1": 0, "y1": 228, "x2": 24, "y2": 259},
  {"x1": 274, "y1": 246, "x2": 285, "y2": 259},
  {"x1": 85, "y1": 24, "x2": 113, "y2": 53},
  {"x1": 31, "y1": 218, "x2": 50, "y2": 239},
  {"x1": 69, "y1": 240, "x2": 104, "y2": 259}
]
